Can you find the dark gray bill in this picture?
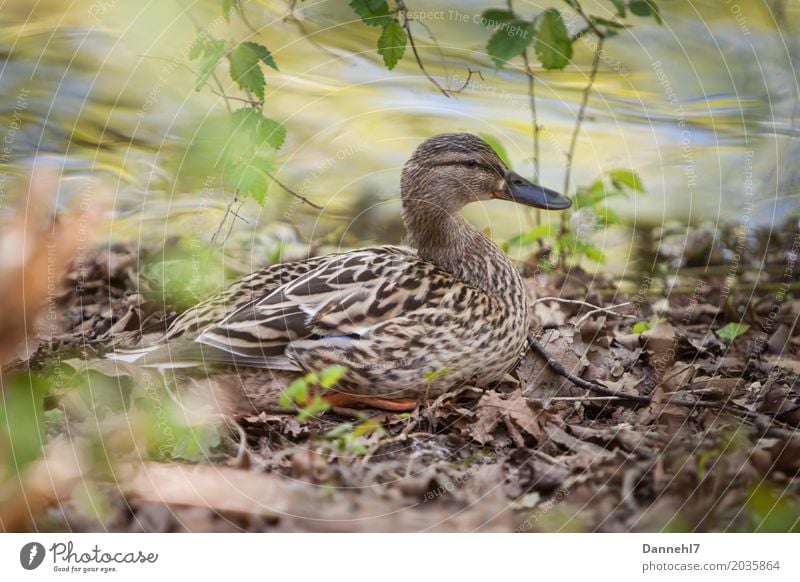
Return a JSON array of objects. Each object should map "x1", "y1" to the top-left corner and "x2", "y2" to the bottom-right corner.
[{"x1": 499, "y1": 171, "x2": 572, "y2": 210}]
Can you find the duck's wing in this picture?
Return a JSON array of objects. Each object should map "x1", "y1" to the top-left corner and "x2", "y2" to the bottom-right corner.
[
  {"x1": 160, "y1": 253, "x2": 332, "y2": 341},
  {"x1": 189, "y1": 245, "x2": 467, "y2": 371},
  {"x1": 110, "y1": 254, "x2": 333, "y2": 367}
]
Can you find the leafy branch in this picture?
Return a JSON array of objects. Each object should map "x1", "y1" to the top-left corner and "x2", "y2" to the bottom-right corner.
[
  {"x1": 348, "y1": 0, "x2": 477, "y2": 97},
  {"x1": 178, "y1": 0, "x2": 323, "y2": 244},
  {"x1": 480, "y1": 0, "x2": 661, "y2": 265}
]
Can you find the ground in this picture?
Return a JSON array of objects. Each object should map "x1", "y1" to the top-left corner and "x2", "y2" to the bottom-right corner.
[{"x1": 3, "y1": 235, "x2": 800, "y2": 533}]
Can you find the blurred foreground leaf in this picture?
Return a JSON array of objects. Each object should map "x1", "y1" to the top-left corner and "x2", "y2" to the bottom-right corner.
[
  {"x1": 0, "y1": 373, "x2": 49, "y2": 478},
  {"x1": 716, "y1": 322, "x2": 750, "y2": 341}
]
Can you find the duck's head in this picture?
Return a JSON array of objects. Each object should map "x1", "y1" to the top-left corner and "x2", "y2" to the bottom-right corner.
[{"x1": 400, "y1": 133, "x2": 571, "y2": 214}]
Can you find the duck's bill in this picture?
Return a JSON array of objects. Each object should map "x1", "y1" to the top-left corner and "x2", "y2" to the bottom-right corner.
[{"x1": 498, "y1": 171, "x2": 572, "y2": 210}]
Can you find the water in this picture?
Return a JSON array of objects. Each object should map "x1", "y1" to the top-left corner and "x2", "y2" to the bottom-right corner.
[{"x1": 1, "y1": 0, "x2": 798, "y2": 265}]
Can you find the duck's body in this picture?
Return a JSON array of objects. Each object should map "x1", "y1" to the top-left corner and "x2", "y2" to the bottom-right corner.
[{"x1": 125, "y1": 134, "x2": 571, "y2": 408}]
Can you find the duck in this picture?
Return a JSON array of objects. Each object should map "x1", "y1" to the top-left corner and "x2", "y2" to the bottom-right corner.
[{"x1": 120, "y1": 133, "x2": 571, "y2": 410}]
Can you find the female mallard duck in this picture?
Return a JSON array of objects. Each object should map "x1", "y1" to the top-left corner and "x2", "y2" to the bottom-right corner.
[{"x1": 125, "y1": 133, "x2": 571, "y2": 410}]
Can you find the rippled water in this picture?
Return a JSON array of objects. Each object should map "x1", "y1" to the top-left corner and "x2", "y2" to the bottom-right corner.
[{"x1": 1, "y1": 0, "x2": 798, "y2": 264}]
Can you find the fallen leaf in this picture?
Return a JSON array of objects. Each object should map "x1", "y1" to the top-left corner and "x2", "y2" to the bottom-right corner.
[{"x1": 471, "y1": 389, "x2": 549, "y2": 444}]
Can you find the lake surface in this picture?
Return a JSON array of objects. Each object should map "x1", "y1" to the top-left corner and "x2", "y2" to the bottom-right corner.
[{"x1": 1, "y1": 0, "x2": 798, "y2": 270}]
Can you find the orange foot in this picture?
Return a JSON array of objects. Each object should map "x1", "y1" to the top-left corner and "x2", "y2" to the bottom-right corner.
[{"x1": 322, "y1": 393, "x2": 419, "y2": 412}]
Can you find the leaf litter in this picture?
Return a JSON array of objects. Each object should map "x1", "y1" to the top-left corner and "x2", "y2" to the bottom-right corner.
[{"x1": 5, "y1": 240, "x2": 800, "y2": 533}]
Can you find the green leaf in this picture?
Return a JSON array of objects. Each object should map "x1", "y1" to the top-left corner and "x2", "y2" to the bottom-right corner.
[
  {"x1": 256, "y1": 117, "x2": 286, "y2": 150},
  {"x1": 297, "y1": 395, "x2": 331, "y2": 422},
  {"x1": 349, "y1": 0, "x2": 392, "y2": 27},
  {"x1": 592, "y1": 16, "x2": 627, "y2": 29},
  {"x1": 423, "y1": 369, "x2": 452, "y2": 381},
  {"x1": 229, "y1": 162, "x2": 268, "y2": 204},
  {"x1": 595, "y1": 206, "x2": 621, "y2": 226},
  {"x1": 630, "y1": 0, "x2": 662, "y2": 24},
  {"x1": 0, "y1": 373, "x2": 49, "y2": 475},
  {"x1": 535, "y1": 9, "x2": 572, "y2": 70},
  {"x1": 352, "y1": 418, "x2": 382, "y2": 438},
  {"x1": 609, "y1": 168, "x2": 645, "y2": 192},
  {"x1": 319, "y1": 365, "x2": 348, "y2": 389},
  {"x1": 480, "y1": 9, "x2": 515, "y2": 26},
  {"x1": 508, "y1": 223, "x2": 557, "y2": 246},
  {"x1": 229, "y1": 109, "x2": 286, "y2": 153},
  {"x1": 486, "y1": 18, "x2": 534, "y2": 69},
  {"x1": 633, "y1": 317, "x2": 666, "y2": 334},
  {"x1": 241, "y1": 41, "x2": 278, "y2": 71},
  {"x1": 582, "y1": 242, "x2": 605, "y2": 263},
  {"x1": 325, "y1": 422, "x2": 356, "y2": 439},
  {"x1": 222, "y1": 0, "x2": 241, "y2": 21},
  {"x1": 608, "y1": 0, "x2": 626, "y2": 17},
  {"x1": 573, "y1": 182, "x2": 627, "y2": 209},
  {"x1": 170, "y1": 423, "x2": 223, "y2": 463},
  {"x1": 558, "y1": 232, "x2": 606, "y2": 263},
  {"x1": 188, "y1": 37, "x2": 204, "y2": 60},
  {"x1": 716, "y1": 323, "x2": 750, "y2": 341},
  {"x1": 229, "y1": 107, "x2": 260, "y2": 133},
  {"x1": 572, "y1": 190, "x2": 599, "y2": 210},
  {"x1": 195, "y1": 40, "x2": 226, "y2": 91},
  {"x1": 227, "y1": 108, "x2": 260, "y2": 159},
  {"x1": 229, "y1": 43, "x2": 266, "y2": 100},
  {"x1": 478, "y1": 133, "x2": 511, "y2": 167},
  {"x1": 280, "y1": 377, "x2": 308, "y2": 409},
  {"x1": 377, "y1": 20, "x2": 407, "y2": 70}
]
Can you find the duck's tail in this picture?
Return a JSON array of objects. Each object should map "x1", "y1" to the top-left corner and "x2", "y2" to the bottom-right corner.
[{"x1": 106, "y1": 341, "x2": 301, "y2": 371}]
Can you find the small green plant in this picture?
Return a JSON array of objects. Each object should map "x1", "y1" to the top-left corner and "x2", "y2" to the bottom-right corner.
[
  {"x1": 716, "y1": 322, "x2": 750, "y2": 341},
  {"x1": 506, "y1": 168, "x2": 645, "y2": 265},
  {"x1": 0, "y1": 373, "x2": 49, "y2": 482},
  {"x1": 633, "y1": 317, "x2": 666, "y2": 334},
  {"x1": 279, "y1": 365, "x2": 348, "y2": 422},
  {"x1": 324, "y1": 416, "x2": 384, "y2": 455},
  {"x1": 479, "y1": 0, "x2": 658, "y2": 266},
  {"x1": 422, "y1": 368, "x2": 452, "y2": 402},
  {"x1": 746, "y1": 483, "x2": 800, "y2": 532},
  {"x1": 139, "y1": 244, "x2": 232, "y2": 310}
]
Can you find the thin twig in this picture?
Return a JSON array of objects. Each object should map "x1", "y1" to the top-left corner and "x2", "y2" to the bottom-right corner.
[
  {"x1": 223, "y1": 198, "x2": 247, "y2": 243},
  {"x1": 541, "y1": 395, "x2": 630, "y2": 402},
  {"x1": 227, "y1": 418, "x2": 250, "y2": 466},
  {"x1": 573, "y1": 301, "x2": 633, "y2": 327},
  {"x1": 449, "y1": 68, "x2": 483, "y2": 93},
  {"x1": 527, "y1": 334, "x2": 651, "y2": 403},
  {"x1": 532, "y1": 297, "x2": 610, "y2": 311},
  {"x1": 397, "y1": 0, "x2": 450, "y2": 97},
  {"x1": 209, "y1": 89, "x2": 263, "y2": 105},
  {"x1": 527, "y1": 332, "x2": 799, "y2": 434},
  {"x1": 137, "y1": 54, "x2": 197, "y2": 76},
  {"x1": 210, "y1": 191, "x2": 240, "y2": 247},
  {"x1": 563, "y1": 35, "x2": 604, "y2": 197},
  {"x1": 571, "y1": 0, "x2": 605, "y2": 38},
  {"x1": 521, "y1": 51, "x2": 540, "y2": 181},
  {"x1": 594, "y1": 281, "x2": 800, "y2": 297},
  {"x1": 413, "y1": 16, "x2": 452, "y2": 85},
  {"x1": 264, "y1": 170, "x2": 323, "y2": 209},
  {"x1": 237, "y1": 2, "x2": 259, "y2": 35},
  {"x1": 283, "y1": 0, "x2": 341, "y2": 59},
  {"x1": 411, "y1": 16, "x2": 478, "y2": 97},
  {"x1": 508, "y1": 0, "x2": 541, "y2": 183}
]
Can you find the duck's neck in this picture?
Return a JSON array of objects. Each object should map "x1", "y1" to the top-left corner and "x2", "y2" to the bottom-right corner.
[{"x1": 402, "y1": 201, "x2": 522, "y2": 297}]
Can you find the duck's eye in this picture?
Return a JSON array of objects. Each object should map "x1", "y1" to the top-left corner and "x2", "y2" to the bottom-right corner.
[{"x1": 466, "y1": 159, "x2": 478, "y2": 168}]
